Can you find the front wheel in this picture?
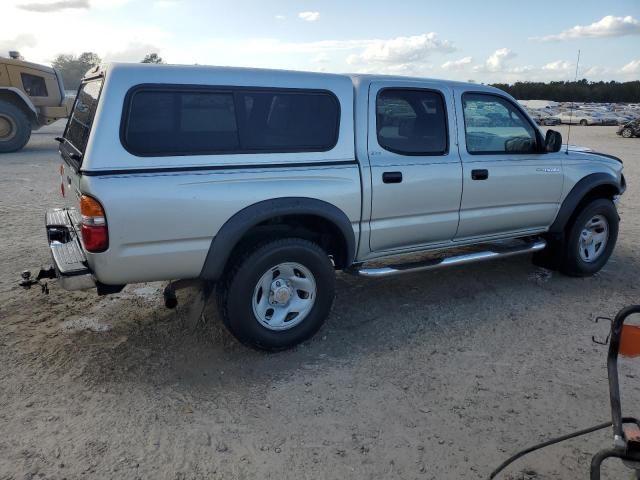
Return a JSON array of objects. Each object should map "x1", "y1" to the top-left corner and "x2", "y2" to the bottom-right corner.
[
  {"x1": 560, "y1": 198, "x2": 619, "y2": 276},
  {"x1": 216, "y1": 238, "x2": 336, "y2": 351},
  {"x1": 580, "y1": 119, "x2": 588, "y2": 126},
  {"x1": 621, "y1": 128, "x2": 633, "y2": 138}
]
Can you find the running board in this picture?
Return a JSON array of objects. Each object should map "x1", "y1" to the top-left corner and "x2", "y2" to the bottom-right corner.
[{"x1": 350, "y1": 239, "x2": 547, "y2": 278}]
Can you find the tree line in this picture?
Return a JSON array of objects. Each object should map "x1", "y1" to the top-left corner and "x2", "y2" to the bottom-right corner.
[
  {"x1": 52, "y1": 52, "x2": 163, "y2": 90},
  {"x1": 492, "y1": 79, "x2": 640, "y2": 103}
]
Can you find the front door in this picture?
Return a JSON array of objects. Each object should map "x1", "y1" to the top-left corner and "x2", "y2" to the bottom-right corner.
[
  {"x1": 454, "y1": 90, "x2": 564, "y2": 241},
  {"x1": 368, "y1": 82, "x2": 462, "y2": 252}
]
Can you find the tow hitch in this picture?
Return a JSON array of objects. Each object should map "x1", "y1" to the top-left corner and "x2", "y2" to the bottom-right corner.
[{"x1": 19, "y1": 267, "x2": 57, "y2": 294}]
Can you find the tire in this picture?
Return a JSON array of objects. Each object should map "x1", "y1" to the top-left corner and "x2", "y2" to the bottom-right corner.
[
  {"x1": 0, "y1": 101, "x2": 32, "y2": 153},
  {"x1": 216, "y1": 238, "x2": 336, "y2": 351},
  {"x1": 621, "y1": 128, "x2": 633, "y2": 138},
  {"x1": 580, "y1": 119, "x2": 588, "y2": 126},
  {"x1": 559, "y1": 198, "x2": 619, "y2": 277}
]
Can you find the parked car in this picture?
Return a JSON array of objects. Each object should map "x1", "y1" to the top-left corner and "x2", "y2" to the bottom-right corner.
[
  {"x1": 617, "y1": 118, "x2": 640, "y2": 138},
  {"x1": 592, "y1": 113, "x2": 619, "y2": 126},
  {"x1": 34, "y1": 63, "x2": 626, "y2": 350},
  {"x1": 554, "y1": 112, "x2": 602, "y2": 126},
  {"x1": 530, "y1": 111, "x2": 561, "y2": 126}
]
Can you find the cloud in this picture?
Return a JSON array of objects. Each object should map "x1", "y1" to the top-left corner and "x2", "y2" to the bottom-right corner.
[
  {"x1": 17, "y1": 0, "x2": 88, "y2": 12},
  {"x1": 541, "y1": 60, "x2": 572, "y2": 72},
  {"x1": 441, "y1": 56, "x2": 472, "y2": 71},
  {"x1": 275, "y1": 14, "x2": 285, "y2": 20},
  {"x1": 298, "y1": 11, "x2": 319, "y2": 22},
  {"x1": 0, "y1": 34, "x2": 37, "y2": 57},
  {"x1": 347, "y1": 32, "x2": 455, "y2": 67},
  {"x1": 154, "y1": 0, "x2": 176, "y2": 7},
  {"x1": 621, "y1": 59, "x2": 640, "y2": 73},
  {"x1": 479, "y1": 48, "x2": 516, "y2": 72},
  {"x1": 533, "y1": 15, "x2": 640, "y2": 41},
  {"x1": 102, "y1": 43, "x2": 163, "y2": 63}
]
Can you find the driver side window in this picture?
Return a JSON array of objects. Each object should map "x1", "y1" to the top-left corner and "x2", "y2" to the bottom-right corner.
[{"x1": 462, "y1": 93, "x2": 537, "y2": 154}]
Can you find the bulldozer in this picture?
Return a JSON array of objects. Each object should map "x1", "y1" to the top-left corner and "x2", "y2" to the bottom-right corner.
[{"x1": 0, "y1": 51, "x2": 73, "y2": 153}]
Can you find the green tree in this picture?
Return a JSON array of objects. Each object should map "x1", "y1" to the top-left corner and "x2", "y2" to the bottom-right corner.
[
  {"x1": 141, "y1": 53, "x2": 164, "y2": 64},
  {"x1": 52, "y1": 52, "x2": 101, "y2": 90},
  {"x1": 492, "y1": 80, "x2": 640, "y2": 102}
]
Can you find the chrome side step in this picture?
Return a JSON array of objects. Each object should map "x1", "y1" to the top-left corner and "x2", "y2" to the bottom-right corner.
[{"x1": 350, "y1": 239, "x2": 547, "y2": 278}]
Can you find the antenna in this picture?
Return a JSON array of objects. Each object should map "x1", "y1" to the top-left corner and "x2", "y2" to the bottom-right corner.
[{"x1": 565, "y1": 49, "x2": 581, "y2": 154}]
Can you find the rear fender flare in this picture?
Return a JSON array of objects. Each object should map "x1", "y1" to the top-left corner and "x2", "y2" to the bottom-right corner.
[{"x1": 200, "y1": 197, "x2": 356, "y2": 281}]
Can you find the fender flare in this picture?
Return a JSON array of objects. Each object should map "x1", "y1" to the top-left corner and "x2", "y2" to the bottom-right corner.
[
  {"x1": 200, "y1": 197, "x2": 356, "y2": 281},
  {"x1": 549, "y1": 172, "x2": 621, "y2": 233},
  {"x1": 0, "y1": 87, "x2": 38, "y2": 117}
]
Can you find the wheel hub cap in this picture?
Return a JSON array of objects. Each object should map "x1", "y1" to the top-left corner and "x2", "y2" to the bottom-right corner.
[
  {"x1": 0, "y1": 115, "x2": 13, "y2": 139},
  {"x1": 271, "y1": 280, "x2": 292, "y2": 305},
  {"x1": 252, "y1": 262, "x2": 317, "y2": 331},
  {"x1": 579, "y1": 214, "x2": 609, "y2": 263}
]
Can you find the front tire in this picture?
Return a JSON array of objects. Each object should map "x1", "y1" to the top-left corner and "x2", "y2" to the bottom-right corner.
[
  {"x1": 559, "y1": 198, "x2": 619, "y2": 276},
  {"x1": 0, "y1": 102, "x2": 31, "y2": 153},
  {"x1": 579, "y1": 119, "x2": 588, "y2": 126},
  {"x1": 217, "y1": 238, "x2": 336, "y2": 351},
  {"x1": 621, "y1": 128, "x2": 633, "y2": 138}
]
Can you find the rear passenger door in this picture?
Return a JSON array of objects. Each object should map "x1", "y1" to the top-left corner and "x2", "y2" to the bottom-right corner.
[
  {"x1": 454, "y1": 91, "x2": 563, "y2": 240},
  {"x1": 368, "y1": 82, "x2": 462, "y2": 252}
]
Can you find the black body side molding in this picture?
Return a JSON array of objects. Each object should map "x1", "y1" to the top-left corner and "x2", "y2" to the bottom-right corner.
[
  {"x1": 549, "y1": 172, "x2": 621, "y2": 233},
  {"x1": 199, "y1": 197, "x2": 356, "y2": 281}
]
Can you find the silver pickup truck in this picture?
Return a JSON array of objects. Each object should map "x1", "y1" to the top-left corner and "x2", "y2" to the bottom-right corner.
[{"x1": 34, "y1": 63, "x2": 626, "y2": 350}]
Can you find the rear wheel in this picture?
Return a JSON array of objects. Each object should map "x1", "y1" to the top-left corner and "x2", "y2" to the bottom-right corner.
[
  {"x1": 559, "y1": 198, "x2": 619, "y2": 276},
  {"x1": 216, "y1": 238, "x2": 335, "y2": 351},
  {"x1": 621, "y1": 128, "x2": 633, "y2": 138},
  {"x1": 0, "y1": 101, "x2": 31, "y2": 153},
  {"x1": 580, "y1": 119, "x2": 588, "y2": 126}
]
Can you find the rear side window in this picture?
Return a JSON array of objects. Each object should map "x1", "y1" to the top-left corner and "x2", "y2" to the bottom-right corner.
[
  {"x1": 124, "y1": 91, "x2": 239, "y2": 156},
  {"x1": 64, "y1": 78, "x2": 103, "y2": 155},
  {"x1": 122, "y1": 86, "x2": 340, "y2": 156},
  {"x1": 376, "y1": 89, "x2": 448, "y2": 155},
  {"x1": 237, "y1": 91, "x2": 339, "y2": 151},
  {"x1": 21, "y1": 73, "x2": 48, "y2": 97}
]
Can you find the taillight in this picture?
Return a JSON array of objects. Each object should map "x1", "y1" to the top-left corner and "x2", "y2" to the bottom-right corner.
[{"x1": 80, "y1": 195, "x2": 108, "y2": 252}]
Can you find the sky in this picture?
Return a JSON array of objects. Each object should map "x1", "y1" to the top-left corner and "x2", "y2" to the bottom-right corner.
[{"x1": 1, "y1": 0, "x2": 639, "y2": 83}]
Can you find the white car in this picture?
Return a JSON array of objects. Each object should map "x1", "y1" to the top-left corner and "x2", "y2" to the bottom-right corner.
[{"x1": 554, "y1": 112, "x2": 602, "y2": 126}]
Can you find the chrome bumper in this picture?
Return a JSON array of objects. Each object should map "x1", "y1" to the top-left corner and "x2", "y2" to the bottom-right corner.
[{"x1": 46, "y1": 208, "x2": 96, "y2": 291}]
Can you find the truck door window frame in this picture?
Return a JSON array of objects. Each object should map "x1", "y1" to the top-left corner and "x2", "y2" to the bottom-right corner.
[
  {"x1": 461, "y1": 92, "x2": 543, "y2": 155},
  {"x1": 375, "y1": 87, "x2": 449, "y2": 157}
]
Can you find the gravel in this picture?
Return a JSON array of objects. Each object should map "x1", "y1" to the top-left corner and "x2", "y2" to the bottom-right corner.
[{"x1": 0, "y1": 123, "x2": 638, "y2": 479}]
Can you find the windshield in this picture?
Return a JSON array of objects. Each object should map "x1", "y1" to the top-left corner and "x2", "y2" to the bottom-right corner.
[{"x1": 63, "y1": 78, "x2": 103, "y2": 157}]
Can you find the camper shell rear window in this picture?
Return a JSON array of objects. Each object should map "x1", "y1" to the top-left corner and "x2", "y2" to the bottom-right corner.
[
  {"x1": 62, "y1": 77, "x2": 103, "y2": 163},
  {"x1": 120, "y1": 84, "x2": 340, "y2": 157}
]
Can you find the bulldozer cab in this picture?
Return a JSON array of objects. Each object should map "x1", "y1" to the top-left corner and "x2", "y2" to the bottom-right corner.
[
  {"x1": 0, "y1": 51, "x2": 72, "y2": 153},
  {"x1": 0, "y1": 53, "x2": 65, "y2": 108}
]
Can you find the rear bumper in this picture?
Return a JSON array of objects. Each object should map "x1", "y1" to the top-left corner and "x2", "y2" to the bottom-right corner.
[{"x1": 46, "y1": 208, "x2": 96, "y2": 291}]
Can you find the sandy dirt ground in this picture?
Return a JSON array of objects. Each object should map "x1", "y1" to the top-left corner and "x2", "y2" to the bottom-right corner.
[{"x1": 0, "y1": 123, "x2": 639, "y2": 480}]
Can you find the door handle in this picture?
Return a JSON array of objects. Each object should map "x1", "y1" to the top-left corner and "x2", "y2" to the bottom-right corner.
[
  {"x1": 382, "y1": 171, "x2": 403, "y2": 184},
  {"x1": 471, "y1": 169, "x2": 489, "y2": 180}
]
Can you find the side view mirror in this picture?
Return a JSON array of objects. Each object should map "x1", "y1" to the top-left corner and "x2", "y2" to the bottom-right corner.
[{"x1": 545, "y1": 129, "x2": 562, "y2": 153}]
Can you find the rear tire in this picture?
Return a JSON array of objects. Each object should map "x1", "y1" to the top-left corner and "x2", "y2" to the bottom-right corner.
[
  {"x1": 216, "y1": 238, "x2": 335, "y2": 351},
  {"x1": 0, "y1": 101, "x2": 31, "y2": 153},
  {"x1": 580, "y1": 119, "x2": 588, "y2": 126},
  {"x1": 559, "y1": 198, "x2": 618, "y2": 277}
]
